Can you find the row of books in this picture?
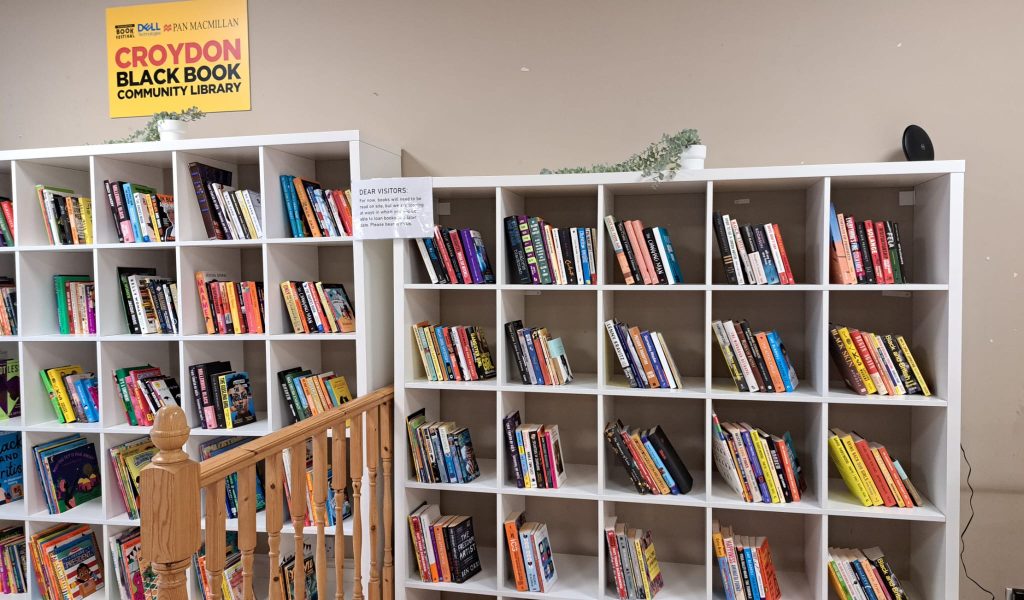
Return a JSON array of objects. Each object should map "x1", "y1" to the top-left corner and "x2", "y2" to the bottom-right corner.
[
  {"x1": 278, "y1": 367, "x2": 352, "y2": 424},
  {"x1": 199, "y1": 437, "x2": 266, "y2": 519},
  {"x1": 0, "y1": 526, "x2": 25, "y2": 594},
  {"x1": 712, "y1": 415, "x2": 807, "y2": 504},
  {"x1": 408, "y1": 503, "x2": 483, "y2": 584},
  {"x1": 505, "y1": 320, "x2": 574, "y2": 386},
  {"x1": 830, "y1": 203, "x2": 907, "y2": 284},
  {"x1": 280, "y1": 280, "x2": 355, "y2": 334},
  {"x1": 505, "y1": 215, "x2": 597, "y2": 285},
  {"x1": 605, "y1": 320, "x2": 682, "y2": 389},
  {"x1": 406, "y1": 409, "x2": 481, "y2": 484},
  {"x1": 103, "y1": 179, "x2": 175, "y2": 243},
  {"x1": 30, "y1": 523, "x2": 104, "y2": 600},
  {"x1": 828, "y1": 428, "x2": 923, "y2": 509},
  {"x1": 712, "y1": 520, "x2": 781, "y2": 600},
  {"x1": 118, "y1": 266, "x2": 179, "y2": 334},
  {"x1": 196, "y1": 271, "x2": 266, "y2": 335},
  {"x1": 603, "y1": 516, "x2": 663, "y2": 600},
  {"x1": 190, "y1": 162, "x2": 264, "y2": 240},
  {"x1": 0, "y1": 278, "x2": 15, "y2": 335},
  {"x1": 0, "y1": 358, "x2": 19, "y2": 420},
  {"x1": 110, "y1": 527, "x2": 156, "y2": 600},
  {"x1": 828, "y1": 546, "x2": 908, "y2": 600},
  {"x1": 604, "y1": 420, "x2": 693, "y2": 495},
  {"x1": 33, "y1": 434, "x2": 101, "y2": 515},
  {"x1": 109, "y1": 437, "x2": 156, "y2": 520},
  {"x1": 280, "y1": 175, "x2": 352, "y2": 238},
  {"x1": 412, "y1": 322, "x2": 497, "y2": 382},
  {"x1": 54, "y1": 274, "x2": 95, "y2": 335},
  {"x1": 0, "y1": 432, "x2": 22, "y2": 506},
  {"x1": 605, "y1": 215, "x2": 684, "y2": 285},
  {"x1": 36, "y1": 185, "x2": 94, "y2": 246},
  {"x1": 0, "y1": 197, "x2": 13, "y2": 246},
  {"x1": 503, "y1": 511, "x2": 558, "y2": 592},
  {"x1": 415, "y1": 226, "x2": 496, "y2": 284},
  {"x1": 41, "y1": 365, "x2": 98, "y2": 424},
  {"x1": 278, "y1": 548, "x2": 316, "y2": 600},
  {"x1": 194, "y1": 532, "x2": 245, "y2": 600},
  {"x1": 188, "y1": 361, "x2": 256, "y2": 430},
  {"x1": 829, "y1": 325, "x2": 931, "y2": 396},
  {"x1": 281, "y1": 442, "x2": 352, "y2": 527},
  {"x1": 501, "y1": 410, "x2": 567, "y2": 489},
  {"x1": 712, "y1": 319, "x2": 798, "y2": 393},
  {"x1": 115, "y1": 365, "x2": 181, "y2": 427},
  {"x1": 713, "y1": 213, "x2": 795, "y2": 285}
]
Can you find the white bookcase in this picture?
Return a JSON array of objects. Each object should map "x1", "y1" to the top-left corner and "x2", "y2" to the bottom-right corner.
[
  {"x1": 393, "y1": 162, "x2": 963, "y2": 600},
  {"x1": 0, "y1": 131, "x2": 400, "y2": 599}
]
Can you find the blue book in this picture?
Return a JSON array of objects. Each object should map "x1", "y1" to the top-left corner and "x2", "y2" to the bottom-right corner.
[
  {"x1": 279, "y1": 175, "x2": 303, "y2": 237},
  {"x1": 739, "y1": 428, "x2": 771, "y2": 502},
  {"x1": 640, "y1": 331, "x2": 671, "y2": 388},
  {"x1": 515, "y1": 428, "x2": 530, "y2": 486},
  {"x1": 74, "y1": 377, "x2": 99, "y2": 423},
  {"x1": 434, "y1": 327, "x2": 454, "y2": 380},
  {"x1": 766, "y1": 331, "x2": 795, "y2": 392},
  {"x1": 440, "y1": 428, "x2": 461, "y2": 483},
  {"x1": 0, "y1": 431, "x2": 22, "y2": 505},
  {"x1": 716, "y1": 555, "x2": 734, "y2": 600},
  {"x1": 641, "y1": 431, "x2": 679, "y2": 493},
  {"x1": 521, "y1": 328, "x2": 545, "y2": 384},
  {"x1": 829, "y1": 202, "x2": 844, "y2": 245},
  {"x1": 616, "y1": 323, "x2": 646, "y2": 388},
  {"x1": 576, "y1": 227, "x2": 590, "y2": 284},
  {"x1": 122, "y1": 182, "x2": 145, "y2": 242},
  {"x1": 656, "y1": 227, "x2": 684, "y2": 283},
  {"x1": 850, "y1": 559, "x2": 879, "y2": 600},
  {"x1": 459, "y1": 229, "x2": 484, "y2": 283},
  {"x1": 429, "y1": 427, "x2": 449, "y2": 483},
  {"x1": 743, "y1": 546, "x2": 761, "y2": 600}
]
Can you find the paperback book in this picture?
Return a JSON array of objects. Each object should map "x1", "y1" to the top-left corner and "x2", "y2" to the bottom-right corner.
[
  {"x1": 604, "y1": 420, "x2": 693, "y2": 495},
  {"x1": 278, "y1": 367, "x2": 352, "y2": 424},
  {"x1": 109, "y1": 527, "x2": 156, "y2": 600},
  {"x1": 408, "y1": 503, "x2": 483, "y2": 584},
  {"x1": 0, "y1": 197, "x2": 13, "y2": 246},
  {"x1": 604, "y1": 215, "x2": 684, "y2": 285},
  {"x1": 712, "y1": 212, "x2": 795, "y2": 285},
  {"x1": 414, "y1": 226, "x2": 495, "y2": 284},
  {"x1": 603, "y1": 516, "x2": 664, "y2": 600},
  {"x1": 280, "y1": 280, "x2": 355, "y2": 333},
  {"x1": 711, "y1": 520, "x2": 781, "y2": 600},
  {"x1": 406, "y1": 409, "x2": 481, "y2": 484},
  {"x1": 33, "y1": 434, "x2": 101, "y2": 514},
  {"x1": 40, "y1": 364, "x2": 99, "y2": 424},
  {"x1": 109, "y1": 437, "x2": 157, "y2": 520},
  {"x1": 502, "y1": 511, "x2": 558, "y2": 592},
  {"x1": 712, "y1": 319, "x2": 798, "y2": 393},
  {"x1": 195, "y1": 271, "x2": 265, "y2": 334},
  {"x1": 501, "y1": 410, "x2": 567, "y2": 489},
  {"x1": 103, "y1": 180, "x2": 175, "y2": 243},
  {"x1": 30, "y1": 523, "x2": 104, "y2": 600},
  {"x1": 828, "y1": 546, "x2": 909, "y2": 600},
  {"x1": 198, "y1": 437, "x2": 266, "y2": 519},
  {"x1": 711, "y1": 414, "x2": 806, "y2": 504},
  {"x1": 0, "y1": 431, "x2": 23, "y2": 505},
  {"x1": 505, "y1": 320, "x2": 574, "y2": 385},
  {"x1": 117, "y1": 266, "x2": 179, "y2": 334},
  {"x1": 0, "y1": 357, "x2": 20, "y2": 419},
  {"x1": 828, "y1": 428, "x2": 923, "y2": 508},
  {"x1": 189, "y1": 162, "x2": 263, "y2": 240},
  {"x1": 54, "y1": 274, "x2": 95, "y2": 335},
  {"x1": 829, "y1": 324, "x2": 931, "y2": 396},
  {"x1": 412, "y1": 322, "x2": 496, "y2": 382},
  {"x1": 0, "y1": 526, "x2": 25, "y2": 594},
  {"x1": 504, "y1": 215, "x2": 597, "y2": 285},
  {"x1": 829, "y1": 202, "x2": 907, "y2": 284},
  {"x1": 0, "y1": 278, "x2": 16, "y2": 335},
  {"x1": 604, "y1": 319, "x2": 682, "y2": 389},
  {"x1": 281, "y1": 442, "x2": 352, "y2": 528},
  {"x1": 279, "y1": 546, "x2": 317, "y2": 600},
  {"x1": 36, "y1": 185, "x2": 94, "y2": 246},
  {"x1": 280, "y1": 175, "x2": 351, "y2": 238},
  {"x1": 113, "y1": 364, "x2": 181, "y2": 427},
  {"x1": 188, "y1": 361, "x2": 256, "y2": 429}
]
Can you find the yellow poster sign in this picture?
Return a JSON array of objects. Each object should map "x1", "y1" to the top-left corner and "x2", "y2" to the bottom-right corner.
[{"x1": 106, "y1": 0, "x2": 250, "y2": 118}]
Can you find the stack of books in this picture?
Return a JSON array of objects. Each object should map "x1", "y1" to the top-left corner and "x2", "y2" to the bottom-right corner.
[
  {"x1": 0, "y1": 432, "x2": 23, "y2": 505},
  {"x1": 188, "y1": 361, "x2": 256, "y2": 430},
  {"x1": 198, "y1": 437, "x2": 266, "y2": 518},
  {"x1": 195, "y1": 271, "x2": 265, "y2": 334},
  {"x1": 712, "y1": 520, "x2": 781, "y2": 600},
  {"x1": 713, "y1": 212, "x2": 794, "y2": 285},
  {"x1": 406, "y1": 409, "x2": 481, "y2": 484},
  {"x1": 828, "y1": 428, "x2": 922, "y2": 508},
  {"x1": 411, "y1": 322, "x2": 497, "y2": 382},
  {"x1": 33, "y1": 434, "x2": 101, "y2": 514},
  {"x1": 604, "y1": 420, "x2": 693, "y2": 495},
  {"x1": 0, "y1": 526, "x2": 25, "y2": 594},
  {"x1": 0, "y1": 278, "x2": 16, "y2": 335},
  {"x1": 712, "y1": 414, "x2": 807, "y2": 504},
  {"x1": 829, "y1": 324, "x2": 931, "y2": 396},
  {"x1": 118, "y1": 266, "x2": 179, "y2": 334},
  {"x1": 280, "y1": 175, "x2": 352, "y2": 238},
  {"x1": 604, "y1": 320, "x2": 682, "y2": 389},
  {"x1": 712, "y1": 320, "x2": 798, "y2": 393},
  {"x1": 0, "y1": 358, "x2": 20, "y2": 420},
  {"x1": 194, "y1": 533, "x2": 245, "y2": 600},
  {"x1": 502, "y1": 410, "x2": 567, "y2": 489},
  {"x1": 189, "y1": 162, "x2": 263, "y2": 240},
  {"x1": 408, "y1": 503, "x2": 483, "y2": 584},
  {"x1": 279, "y1": 280, "x2": 355, "y2": 334},
  {"x1": 505, "y1": 320, "x2": 574, "y2": 386},
  {"x1": 603, "y1": 516, "x2": 664, "y2": 600},
  {"x1": 0, "y1": 197, "x2": 13, "y2": 246},
  {"x1": 504, "y1": 215, "x2": 597, "y2": 285},
  {"x1": 35, "y1": 185, "x2": 94, "y2": 246},
  {"x1": 416, "y1": 226, "x2": 496, "y2": 284},
  {"x1": 103, "y1": 179, "x2": 175, "y2": 243},
  {"x1": 30, "y1": 524, "x2": 104, "y2": 599},
  {"x1": 109, "y1": 437, "x2": 156, "y2": 519},
  {"x1": 109, "y1": 527, "x2": 156, "y2": 600},
  {"x1": 113, "y1": 364, "x2": 180, "y2": 427},
  {"x1": 277, "y1": 367, "x2": 352, "y2": 424},
  {"x1": 281, "y1": 442, "x2": 351, "y2": 527},
  {"x1": 828, "y1": 546, "x2": 908, "y2": 600},
  {"x1": 40, "y1": 365, "x2": 98, "y2": 424},
  {"x1": 830, "y1": 203, "x2": 906, "y2": 284},
  {"x1": 54, "y1": 274, "x2": 95, "y2": 335},
  {"x1": 503, "y1": 511, "x2": 557, "y2": 592},
  {"x1": 278, "y1": 547, "x2": 316, "y2": 600},
  {"x1": 604, "y1": 215, "x2": 684, "y2": 285}
]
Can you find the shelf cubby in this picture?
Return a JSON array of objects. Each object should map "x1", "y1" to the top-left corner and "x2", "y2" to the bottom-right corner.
[
  {"x1": 265, "y1": 242, "x2": 355, "y2": 336},
  {"x1": 21, "y1": 340, "x2": 98, "y2": 429},
  {"x1": 90, "y1": 152, "x2": 175, "y2": 245},
  {"x1": 181, "y1": 338, "x2": 268, "y2": 437},
  {"x1": 173, "y1": 147, "x2": 261, "y2": 243},
  {"x1": 18, "y1": 249, "x2": 94, "y2": 337},
  {"x1": 95, "y1": 246, "x2": 177, "y2": 336},
  {"x1": 13, "y1": 157, "x2": 92, "y2": 248},
  {"x1": 404, "y1": 288, "x2": 497, "y2": 386},
  {"x1": 23, "y1": 429, "x2": 103, "y2": 522},
  {"x1": 99, "y1": 339, "x2": 180, "y2": 430},
  {"x1": 261, "y1": 141, "x2": 353, "y2": 241},
  {"x1": 266, "y1": 338, "x2": 357, "y2": 430},
  {"x1": 177, "y1": 245, "x2": 264, "y2": 336},
  {"x1": 826, "y1": 514, "x2": 937, "y2": 598},
  {"x1": 405, "y1": 190, "x2": 497, "y2": 286}
]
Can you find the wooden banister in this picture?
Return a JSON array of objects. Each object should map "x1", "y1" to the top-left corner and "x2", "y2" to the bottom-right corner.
[{"x1": 142, "y1": 385, "x2": 394, "y2": 600}]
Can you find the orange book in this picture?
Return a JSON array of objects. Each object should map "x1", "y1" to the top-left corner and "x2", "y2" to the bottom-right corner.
[
  {"x1": 755, "y1": 332, "x2": 785, "y2": 392},
  {"x1": 875, "y1": 444, "x2": 913, "y2": 507},
  {"x1": 226, "y1": 281, "x2": 243, "y2": 333},
  {"x1": 530, "y1": 330, "x2": 553, "y2": 384},
  {"x1": 504, "y1": 512, "x2": 528, "y2": 591},
  {"x1": 303, "y1": 282, "x2": 331, "y2": 333},
  {"x1": 292, "y1": 177, "x2": 323, "y2": 237},
  {"x1": 247, "y1": 281, "x2": 264, "y2": 333},
  {"x1": 628, "y1": 326, "x2": 659, "y2": 387},
  {"x1": 195, "y1": 272, "x2": 217, "y2": 334},
  {"x1": 627, "y1": 220, "x2": 656, "y2": 284},
  {"x1": 755, "y1": 538, "x2": 782, "y2": 600},
  {"x1": 852, "y1": 433, "x2": 896, "y2": 506},
  {"x1": 432, "y1": 516, "x2": 453, "y2": 582}
]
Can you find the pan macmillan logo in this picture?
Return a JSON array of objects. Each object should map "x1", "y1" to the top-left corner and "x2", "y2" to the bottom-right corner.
[
  {"x1": 114, "y1": 23, "x2": 135, "y2": 39},
  {"x1": 167, "y1": 16, "x2": 241, "y2": 32}
]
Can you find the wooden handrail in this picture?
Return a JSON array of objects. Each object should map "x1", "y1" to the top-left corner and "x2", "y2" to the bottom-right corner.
[{"x1": 141, "y1": 385, "x2": 394, "y2": 600}]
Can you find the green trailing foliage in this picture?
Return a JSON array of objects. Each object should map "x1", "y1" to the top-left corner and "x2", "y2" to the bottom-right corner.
[
  {"x1": 106, "y1": 106, "x2": 206, "y2": 143},
  {"x1": 541, "y1": 128, "x2": 702, "y2": 181}
]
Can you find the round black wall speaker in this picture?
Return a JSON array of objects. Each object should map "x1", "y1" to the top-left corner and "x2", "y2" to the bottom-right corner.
[{"x1": 902, "y1": 125, "x2": 934, "y2": 161}]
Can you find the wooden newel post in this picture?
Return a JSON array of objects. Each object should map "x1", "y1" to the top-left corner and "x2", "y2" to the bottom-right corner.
[{"x1": 142, "y1": 406, "x2": 201, "y2": 600}]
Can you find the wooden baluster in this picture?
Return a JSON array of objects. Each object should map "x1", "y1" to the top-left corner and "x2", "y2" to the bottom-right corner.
[
  {"x1": 350, "y1": 412, "x2": 365, "y2": 600},
  {"x1": 381, "y1": 401, "x2": 394, "y2": 600},
  {"x1": 290, "y1": 441, "x2": 308, "y2": 600},
  {"x1": 367, "y1": 406, "x2": 380, "y2": 600},
  {"x1": 141, "y1": 406, "x2": 200, "y2": 600},
  {"x1": 238, "y1": 464, "x2": 257, "y2": 600},
  {"x1": 266, "y1": 452, "x2": 284, "y2": 600},
  {"x1": 313, "y1": 433, "x2": 329, "y2": 598},
  {"x1": 206, "y1": 479, "x2": 227, "y2": 600},
  {"x1": 332, "y1": 424, "x2": 348, "y2": 600}
]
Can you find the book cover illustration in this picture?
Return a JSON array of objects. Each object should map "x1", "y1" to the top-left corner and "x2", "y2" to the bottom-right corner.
[
  {"x1": 46, "y1": 442, "x2": 102, "y2": 512},
  {"x1": 0, "y1": 432, "x2": 22, "y2": 504},
  {"x1": 55, "y1": 530, "x2": 104, "y2": 599},
  {"x1": 225, "y1": 372, "x2": 256, "y2": 427}
]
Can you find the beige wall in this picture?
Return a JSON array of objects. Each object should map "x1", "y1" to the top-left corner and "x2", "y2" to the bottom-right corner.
[{"x1": 2, "y1": 0, "x2": 1020, "y2": 592}]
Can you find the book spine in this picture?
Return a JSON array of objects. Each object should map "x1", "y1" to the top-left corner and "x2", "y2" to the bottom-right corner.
[
  {"x1": 763, "y1": 223, "x2": 788, "y2": 284},
  {"x1": 854, "y1": 221, "x2": 876, "y2": 283},
  {"x1": 724, "y1": 321, "x2": 759, "y2": 391},
  {"x1": 527, "y1": 217, "x2": 552, "y2": 284},
  {"x1": 656, "y1": 227, "x2": 684, "y2": 284},
  {"x1": 739, "y1": 321, "x2": 771, "y2": 392},
  {"x1": 605, "y1": 320, "x2": 639, "y2": 388},
  {"x1": 897, "y1": 335, "x2": 931, "y2": 396},
  {"x1": 891, "y1": 222, "x2": 907, "y2": 282},
  {"x1": 738, "y1": 223, "x2": 763, "y2": 284},
  {"x1": 504, "y1": 217, "x2": 531, "y2": 284},
  {"x1": 829, "y1": 326, "x2": 869, "y2": 394},
  {"x1": 753, "y1": 225, "x2": 780, "y2": 284},
  {"x1": 850, "y1": 329, "x2": 886, "y2": 394},
  {"x1": 712, "y1": 320, "x2": 747, "y2": 392},
  {"x1": 615, "y1": 220, "x2": 643, "y2": 284},
  {"x1": 642, "y1": 228, "x2": 668, "y2": 284},
  {"x1": 605, "y1": 423, "x2": 650, "y2": 494},
  {"x1": 718, "y1": 214, "x2": 744, "y2": 284},
  {"x1": 449, "y1": 229, "x2": 474, "y2": 284},
  {"x1": 844, "y1": 216, "x2": 866, "y2": 283},
  {"x1": 882, "y1": 334, "x2": 921, "y2": 394},
  {"x1": 605, "y1": 216, "x2": 635, "y2": 285},
  {"x1": 518, "y1": 217, "x2": 541, "y2": 284}
]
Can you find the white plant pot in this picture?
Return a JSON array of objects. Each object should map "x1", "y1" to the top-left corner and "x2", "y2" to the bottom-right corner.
[
  {"x1": 681, "y1": 144, "x2": 706, "y2": 170},
  {"x1": 158, "y1": 119, "x2": 187, "y2": 141}
]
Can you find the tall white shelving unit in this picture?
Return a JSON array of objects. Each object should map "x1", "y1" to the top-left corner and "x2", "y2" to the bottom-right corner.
[
  {"x1": 394, "y1": 162, "x2": 963, "y2": 600},
  {"x1": 0, "y1": 131, "x2": 400, "y2": 599}
]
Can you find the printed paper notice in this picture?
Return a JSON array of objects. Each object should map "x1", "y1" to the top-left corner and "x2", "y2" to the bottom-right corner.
[{"x1": 352, "y1": 177, "x2": 434, "y2": 239}]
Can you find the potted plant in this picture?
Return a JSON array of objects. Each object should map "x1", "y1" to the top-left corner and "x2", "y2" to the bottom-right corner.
[
  {"x1": 677, "y1": 130, "x2": 706, "y2": 170},
  {"x1": 106, "y1": 106, "x2": 206, "y2": 143},
  {"x1": 541, "y1": 128, "x2": 705, "y2": 180}
]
